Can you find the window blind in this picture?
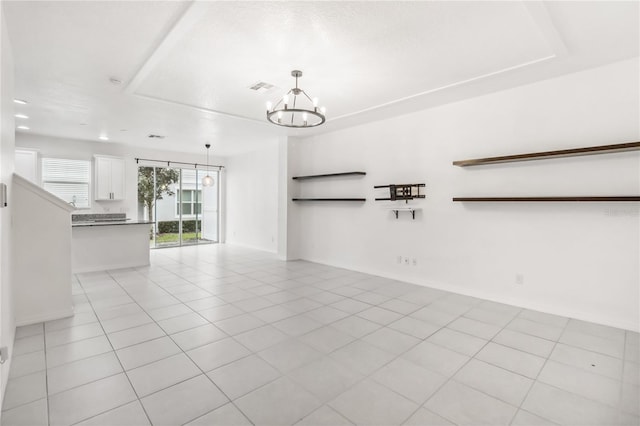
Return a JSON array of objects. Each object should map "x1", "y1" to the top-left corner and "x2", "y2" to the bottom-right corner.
[
  {"x1": 42, "y1": 158, "x2": 90, "y2": 182},
  {"x1": 42, "y1": 158, "x2": 91, "y2": 207}
]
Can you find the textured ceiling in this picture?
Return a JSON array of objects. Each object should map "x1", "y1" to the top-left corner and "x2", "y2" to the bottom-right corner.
[
  {"x1": 135, "y1": 2, "x2": 554, "y2": 120},
  {"x1": 4, "y1": 1, "x2": 638, "y2": 156}
]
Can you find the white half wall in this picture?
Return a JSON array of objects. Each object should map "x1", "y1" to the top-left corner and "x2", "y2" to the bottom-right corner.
[
  {"x1": 226, "y1": 140, "x2": 279, "y2": 253},
  {"x1": 289, "y1": 58, "x2": 640, "y2": 331},
  {"x1": 13, "y1": 174, "x2": 74, "y2": 326}
]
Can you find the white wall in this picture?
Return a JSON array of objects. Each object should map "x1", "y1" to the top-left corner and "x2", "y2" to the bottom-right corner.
[
  {"x1": 226, "y1": 140, "x2": 279, "y2": 252},
  {"x1": 289, "y1": 58, "x2": 640, "y2": 331},
  {"x1": 0, "y1": 6, "x2": 14, "y2": 409},
  {"x1": 15, "y1": 133, "x2": 226, "y2": 221}
]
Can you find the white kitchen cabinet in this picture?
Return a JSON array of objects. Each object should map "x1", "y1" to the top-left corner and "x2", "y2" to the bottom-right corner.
[
  {"x1": 94, "y1": 155, "x2": 125, "y2": 200},
  {"x1": 15, "y1": 149, "x2": 39, "y2": 184}
]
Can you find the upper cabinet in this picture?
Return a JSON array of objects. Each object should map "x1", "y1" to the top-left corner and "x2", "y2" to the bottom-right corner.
[
  {"x1": 94, "y1": 155, "x2": 125, "y2": 201},
  {"x1": 15, "y1": 149, "x2": 39, "y2": 184}
]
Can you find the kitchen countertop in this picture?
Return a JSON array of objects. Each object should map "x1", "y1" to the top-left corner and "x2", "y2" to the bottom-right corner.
[{"x1": 72, "y1": 220, "x2": 153, "y2": 227}]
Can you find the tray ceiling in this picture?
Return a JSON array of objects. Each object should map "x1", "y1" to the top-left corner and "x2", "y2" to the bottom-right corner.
[{"x1": 4, "y1": 1, "x2": 638, "y2": 156}]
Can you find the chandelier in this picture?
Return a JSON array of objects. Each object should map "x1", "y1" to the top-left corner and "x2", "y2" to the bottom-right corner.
[{"x1": 266, "y1": 70, "x2": 326, "y2": 128}]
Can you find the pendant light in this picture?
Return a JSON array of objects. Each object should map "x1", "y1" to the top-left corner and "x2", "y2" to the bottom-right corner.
[{"x1": 202, "y1": 143, "x2": 215, "y2": 187}]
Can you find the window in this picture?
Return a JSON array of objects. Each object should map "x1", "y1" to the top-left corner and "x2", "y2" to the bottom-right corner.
[
  {"x1": 42, "y1": 158, "x2": 91, "y2": 208},
  {"x1": 176, "y1": 189, "x2": 202, "y2": 216}
]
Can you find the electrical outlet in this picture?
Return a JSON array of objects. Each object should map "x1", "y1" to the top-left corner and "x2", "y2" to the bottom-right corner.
[
  {"x1": 403, "y1": 257, "x2": 410, "y2": 265},
  {"x1": 515, "y1": 274, "x2": 524, "y2": 285},
  {"x1": 396, "y1": 256, "x2": 402, "y2": 264}
]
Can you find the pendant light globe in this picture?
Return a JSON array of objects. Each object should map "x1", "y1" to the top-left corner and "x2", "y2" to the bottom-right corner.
[{"x1": 202, "y1": 143, "x2": 215, "y2": 187}]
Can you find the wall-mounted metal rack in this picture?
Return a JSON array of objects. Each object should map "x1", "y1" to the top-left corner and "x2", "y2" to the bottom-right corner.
[{"x1": 374, "y1": 183, "x2": 425, "y2": 203}]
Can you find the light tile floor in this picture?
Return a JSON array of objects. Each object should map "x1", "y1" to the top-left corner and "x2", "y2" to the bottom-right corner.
[{"x1": 2, "y1": 245, "x2": 639, "y2": 426}]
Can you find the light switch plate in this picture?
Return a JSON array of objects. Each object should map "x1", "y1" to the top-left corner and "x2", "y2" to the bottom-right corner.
[{"x1": 0, "y1": 182, "x2": 6, "y2": 207}]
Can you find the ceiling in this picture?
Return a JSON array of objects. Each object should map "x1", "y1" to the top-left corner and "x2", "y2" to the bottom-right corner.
[{"x1": 4, "y1": 1, "x2": 638, "y2": 156}]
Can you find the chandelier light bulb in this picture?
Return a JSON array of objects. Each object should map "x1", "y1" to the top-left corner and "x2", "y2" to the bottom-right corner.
[
  {"x1": 266, "y1": 101, "x2": 272, "y2": 111},
  {"x1": 277, "y1": 110, "x2": 283, "y2": 118},
  {"x1": 320, "y1": 106, "x2": 326, "y2": 115},
  {"x1": 302, "y1": 112, "x2": 308, "y2": 121},
  {"x1": 283, "y1": 95, "x2": 289, "y2": 106},
  {"x1": 313, "y1": 97, "x2": 319, "y2": 107}
]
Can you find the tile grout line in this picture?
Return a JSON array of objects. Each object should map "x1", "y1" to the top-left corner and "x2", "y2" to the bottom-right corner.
[
  {"x1": 126, "y1": 269, "x2": 536, "y2": 424},
  {"x1": 335, "y1": 297, "x2": 501, "y2": 423},
  {"x1": 110, "y1": 261, "x2": 266, "y2": 426},
  {"x1": 43, "y1": 322, "x2": 50, "y2": 426},
  {"x1": 167, "y1": 262, "x2": 314, "y2": 425},
  {"x1": 405, "y1": 305, "x2": 525, "y2": 426},
  {"x1": 75, "y1": 269, "x2": 155, "y2": 426},
  {"x1": 510, "y1": 316, "x2": 569, "y2": 425},
  {"x1": 164, "y1": 262, "x2": 382, "y2": 425},
  {"x1": 12, "y1": 248, "x2": 637, "y2": 426},
  {"x1": 618, "y1": 330, "x2": 627, "y2": 421},
  {"x1": 287, "y1": 298, "x2": 483, "y2": 425}
]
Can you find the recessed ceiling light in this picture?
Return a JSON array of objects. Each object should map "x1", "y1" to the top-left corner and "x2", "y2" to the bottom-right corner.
[
  {"x1": 98, "y1": 135, "x2": 109, "y2": 141},
  {"x1": 13, "y1": 99, "x2": 28, "y2": 105},
  {"x1": 120, "y1": 129, "x2": 128, "y2": 132},
  {"x1": 15, "y1": 114, "x2": 29, "y2": 119},
  {"x1": 17, "y1": 125, "x2": 30, "y2": 130},
  {"x1": 80, "y1": 123, "x2": 88, "y2": 126},
  {"x1": 109, "y1": 77, "x2": 122, "y2": 85}
]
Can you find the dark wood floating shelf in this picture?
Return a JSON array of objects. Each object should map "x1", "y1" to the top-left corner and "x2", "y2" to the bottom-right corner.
[
  {"x1": 292, "y1": 172, "x2": 366, "y2": 180},
  {"x1": 453, "y1": 141, "x2": 640, "y2": 167},
  {"x1": 292, "y1": 198, "x2": 366, "y2": 202},
  {"x1": 453, "y1": 196, "x2": 640, "y2": 202}
]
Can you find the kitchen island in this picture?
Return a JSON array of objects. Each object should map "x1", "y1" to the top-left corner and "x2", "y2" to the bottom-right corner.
[{"x1": 71, "y1": 214, "x2": 152, "y2": 273}]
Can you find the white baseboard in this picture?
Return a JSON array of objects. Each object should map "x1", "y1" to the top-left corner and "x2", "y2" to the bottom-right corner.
[
  {"x1": 72, "y1": 261, "x2": 150, "y2": 274},
  {"x1": 225, "y1": 241, "x2": 277, "y2": 254},
  {"x1": 15, "y1": 307, "x2": 74, "y2": 327},
  {"x1": 299, "y1": 255, "x2": 639, "y2": 333}
]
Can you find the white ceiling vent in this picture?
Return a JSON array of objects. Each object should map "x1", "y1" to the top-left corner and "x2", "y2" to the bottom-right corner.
[{"x1": 248, "y1": 81, "x2": 276, "y2": 94}]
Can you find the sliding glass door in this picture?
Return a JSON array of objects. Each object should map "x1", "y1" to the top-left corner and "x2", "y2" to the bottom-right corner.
[{"x1": 138, "y1": 165, "x2": 219, "y2": 249}]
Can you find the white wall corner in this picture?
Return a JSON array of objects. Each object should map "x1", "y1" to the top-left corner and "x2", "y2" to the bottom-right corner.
[
  {"x1": 276, "y1": 136, "x2": 289, "y2": 260},
  {"x1": 0, "y1": 5, "x2": 15, "y2": 409}
]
